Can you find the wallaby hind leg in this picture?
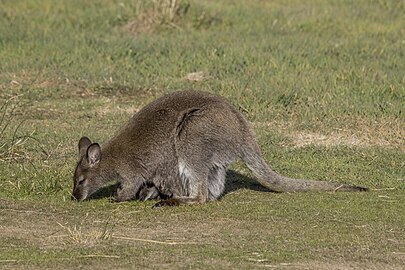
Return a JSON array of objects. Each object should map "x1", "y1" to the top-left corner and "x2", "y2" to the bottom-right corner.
[
  {"x1": 207, "y1": 165, "x2": 227, "y2": 201},
  {"x1": 153, "y1": 162, "x2": 209, "y2": 208}
]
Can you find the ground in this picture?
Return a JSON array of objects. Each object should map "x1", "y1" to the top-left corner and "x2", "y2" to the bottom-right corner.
[{"x1": 0, "y1": 0, "x2": 404, "y2": 269}]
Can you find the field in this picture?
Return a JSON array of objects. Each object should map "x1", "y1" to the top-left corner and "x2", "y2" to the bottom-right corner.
[{"x1": 0, "y1": 0, "x2": 404, "y2": 269}]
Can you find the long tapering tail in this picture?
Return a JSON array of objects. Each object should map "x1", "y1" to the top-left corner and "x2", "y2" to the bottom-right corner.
[{"x1": 241, "y1": 139, "x2": 368, "y2": 193}]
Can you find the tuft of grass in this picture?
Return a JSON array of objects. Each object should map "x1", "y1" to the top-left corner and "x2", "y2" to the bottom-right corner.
[
  {"x1": 56, "y1": 217, "x2": 115, "y2": 246},
  {"x1": 0, "y1": 96, "x2": 33, "y2": 162},
  {"x1": 125, "y1": 0, "x2": 188, "y2": 32},
  {"x1": 124, "y1": 0, "x2": 218, "y2": 33}
]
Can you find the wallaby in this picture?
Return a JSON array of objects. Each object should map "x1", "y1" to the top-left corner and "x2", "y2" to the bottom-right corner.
[{"x1": 72, "y1": 90, "x2": 368, "y2": 207}]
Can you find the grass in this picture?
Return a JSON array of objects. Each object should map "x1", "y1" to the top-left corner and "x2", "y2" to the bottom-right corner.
[{"x1": 0, "y1": 0, "x2": 404, "y2": 268}]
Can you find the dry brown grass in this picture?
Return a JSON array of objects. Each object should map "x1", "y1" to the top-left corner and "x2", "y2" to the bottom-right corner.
[
  {"x1": 254, "y1": 115, "x2": 404, "y2": 151},
  {"x1": 55, "y1": 220, "x2": 114, "y2": 246},
  {"x1": 124, "y1": 0, "x2": 187, "y2": 33},
  {"x1": 183, "y1": 71, "x2": 210, "y2": 82}
]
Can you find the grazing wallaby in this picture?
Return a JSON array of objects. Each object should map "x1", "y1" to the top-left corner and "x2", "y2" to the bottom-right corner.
[{"x1": 72, "y1": 90, "x2": 368, "y2": 207}]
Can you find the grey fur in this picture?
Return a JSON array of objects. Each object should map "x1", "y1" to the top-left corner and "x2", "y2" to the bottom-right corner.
[{"x1": 72, "y1": 90, "x2": 368, "y2": 206}]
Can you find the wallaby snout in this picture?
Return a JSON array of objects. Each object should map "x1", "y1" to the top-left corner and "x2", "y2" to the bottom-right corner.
[{"x1": 71, "y1": 187, "x2": 87, "y2": 201}]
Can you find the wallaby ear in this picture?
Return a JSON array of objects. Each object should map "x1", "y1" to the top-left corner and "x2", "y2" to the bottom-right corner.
[
  {"x1": 78, "y1": 136, "x2": 92, "y2": 159},
  {"x1": 87, "y1": 143, "x2": 101, "y2": 167}
]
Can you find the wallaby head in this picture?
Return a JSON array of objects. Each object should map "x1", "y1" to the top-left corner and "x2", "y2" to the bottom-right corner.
[
  {"x1": 72, "y1": 136, "x2": 163, "y2": 202},
  {"x1": 72, "y1": 136, "x2": 104, "y2": 201}
]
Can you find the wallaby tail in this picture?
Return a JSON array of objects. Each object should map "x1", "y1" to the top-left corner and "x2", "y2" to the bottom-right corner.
[{"x1": 241, "y1": 139, "x2": 368, "y2": 193}]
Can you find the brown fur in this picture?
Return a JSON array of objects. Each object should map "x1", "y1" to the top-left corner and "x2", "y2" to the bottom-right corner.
[{"x1": 72, "y1": 90, "x2": 368, "y2": 206}]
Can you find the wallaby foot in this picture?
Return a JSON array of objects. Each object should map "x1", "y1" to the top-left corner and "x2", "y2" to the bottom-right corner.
[
  {"x1": 153, "y1": 196, "x2": 207, "y2": 208},
  {"x1": 153, "y1": 198, "x2": 182, "y2": 208}
]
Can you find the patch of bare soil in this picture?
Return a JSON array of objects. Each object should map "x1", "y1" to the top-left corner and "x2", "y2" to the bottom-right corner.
[
  {"x1": 286, "y1": 132, "x2": 376, "y2": 148},
  {"x1": 183, "y1": 71, "x2": 210, "y2": 82},
  {"x1": 254, "y1": 115, "x2": 404, "y2": 151}
]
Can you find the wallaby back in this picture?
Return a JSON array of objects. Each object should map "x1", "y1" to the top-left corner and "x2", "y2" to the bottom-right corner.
[{"x1": 72, "y1": 90, "x2": 367, "y2": 205}]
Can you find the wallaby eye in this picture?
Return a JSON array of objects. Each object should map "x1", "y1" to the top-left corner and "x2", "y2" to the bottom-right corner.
[{"x1": 78, "y1": 178, "x2": 86, "y2": 186}]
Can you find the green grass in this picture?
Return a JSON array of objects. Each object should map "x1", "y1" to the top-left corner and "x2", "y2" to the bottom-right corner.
[{"x1": 0, "y1": 0, "x2": 404, "y2": 268}]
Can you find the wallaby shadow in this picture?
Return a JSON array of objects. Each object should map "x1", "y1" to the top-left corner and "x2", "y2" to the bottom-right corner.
[
  {"x1": 224, "y1": 169, "x2": 270, "y2": 194},
  {"x1": 88, "y1": 170, "x2": 271, "y2": 201},
  {"x1": 89, "y1": 183, "x2": 119, "y2": 201}
]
